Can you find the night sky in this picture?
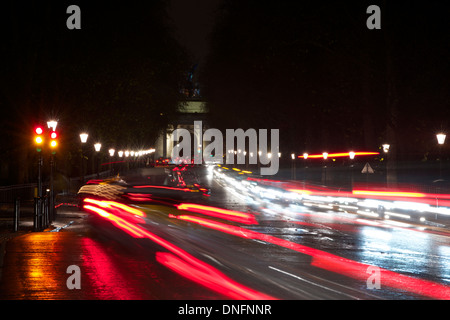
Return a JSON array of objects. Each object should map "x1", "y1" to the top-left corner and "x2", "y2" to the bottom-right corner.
[{"x1": 168, "y1": 0, "x2": 221, "y2": 64}]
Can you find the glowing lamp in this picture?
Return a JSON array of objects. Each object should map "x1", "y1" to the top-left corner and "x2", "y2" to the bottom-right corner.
[
  {"x1": 436, "y1": 133, "x2": 446, "y2": 145},
  {"x1": 47, "y1": 120, "x2": 57, "y2": 131},
  {"x1": 80, "y1": 133, "x2": 88, "y2": 143}
]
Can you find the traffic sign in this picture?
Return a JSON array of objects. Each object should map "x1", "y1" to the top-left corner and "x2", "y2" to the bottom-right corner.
[{"x1": 361, "y1": 162, "x2": 374, "y2": 174}]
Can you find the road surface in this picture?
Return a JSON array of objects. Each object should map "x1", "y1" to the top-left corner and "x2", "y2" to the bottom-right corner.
[{"x1": 1, "y1": 166, "x2": 449, "y2": 300}]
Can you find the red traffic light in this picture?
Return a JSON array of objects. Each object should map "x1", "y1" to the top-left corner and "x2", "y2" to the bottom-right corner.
[
  {"x1": 34, "y1": 126, "x2": 44, "y2": 151},
  {"x1": 50, "y1": 130, "x2": 58, "y2": 149}
]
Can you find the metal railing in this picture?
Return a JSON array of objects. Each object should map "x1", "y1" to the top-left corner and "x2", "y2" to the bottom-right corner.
[{"x1": 0, "y1": 183, "x2": 37, "y2": 203}]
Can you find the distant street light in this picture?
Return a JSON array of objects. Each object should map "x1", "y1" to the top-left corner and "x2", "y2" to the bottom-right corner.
[
  {"x1": 94, "y1": 143, "x2": 101, "y2": 177},
  {"x1": 322, "y1": 152, "x2": 328, "y2": 184},
  {"x1": 47, "y1": 120, "x2": 58, "y2": 131},
  {"x1": 79, "y1": 133, "x2": 88, "y2": 184},
  {"x1": 349, "y1": 151, "x2": 355, "y2": 188},
  {"x1": 80, "y1": 133, "x2": 88, "y2": 143},
  {"x1": 437, "y1": 133, "x2": 446, "y2": 180},
  {"x1": 437, "y1": 133, "x2": 446, "y2": 145},
  {"x1": 108, "y1": 149, "x2": 115, "y2": 174},
  {"x1": 382, "y1": 144, "x2": 390, "y2": 153},
  {"x1": 291, "y1": 153, "x2": 296, "y2": 179}
]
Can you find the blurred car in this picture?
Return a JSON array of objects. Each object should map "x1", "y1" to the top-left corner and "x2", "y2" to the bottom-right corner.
[{"x1": 155, "y1": 157, "x2": 171, "y2": 166}]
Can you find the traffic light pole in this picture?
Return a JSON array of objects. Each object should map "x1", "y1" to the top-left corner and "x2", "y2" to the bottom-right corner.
[
  {"x1": 50, "y1": 155, "x2": 55, "y2": 222},
  {"x1": 38, "y1": 155, "x2": 43, "y2": 198},
  {"x1": 33, "y1": 123, "x2": 59, "y2": 231},
  {"x1": 34, "y1": 155, "x2": 43, "y2": 231}
]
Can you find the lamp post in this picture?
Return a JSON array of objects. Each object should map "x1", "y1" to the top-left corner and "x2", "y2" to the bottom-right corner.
[
  {"x1": 80, "y1": 133, "x2": 88, "y2": 184},
  {"x1": 48, "y1": 120, "x2": 58, "y2": 223},
  {"x1": 291, "y1": 153, "x2": 296, "y2": 180},
  {"x1": 94, "y1": 143, "x2": 101, "y2": 178},
  {"x1": 349, "y1": 151, "x2": 355, "y2": 188},
  {"x1": 109, "y1": 149, "x2": 115, "y2": 174},
  {"x1": 47, "y1": 120, "x2": 58, "y2": 131},
  {"x1": 80, "y1": 133, "x2": 88, "y2": 144},
  {"x1": 322, "y1": 152, "x2": 328, "y2": 185},
  {"x1": 380, "y1": 143, "x2": 390, "y2": 185},
  {"x1": 437, "y1": 133, "x2": 446, "y2": 180},
  {"x1": 302, "y1": 153, "x2": 308, "y2": 185}
]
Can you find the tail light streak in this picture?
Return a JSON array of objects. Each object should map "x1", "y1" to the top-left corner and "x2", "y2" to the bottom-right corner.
[
  {"x1": 176, "y1": 203, "x2": 258, "y2": 225},
  {"x1": 83, "y1": 198, "x2": 275, "y2": 300},
  {"x1": 173, "y1": 214, "x2": 450, "y2": 300},
  {"x1": 83, "y1": 198, "x2": 450, "y2": 300}
]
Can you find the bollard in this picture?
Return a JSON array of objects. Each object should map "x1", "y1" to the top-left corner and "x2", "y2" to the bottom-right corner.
[
  {"x1": 13, "y1": 197, "x2": 20, "y2": 232},
  {"x1": 44, "y1": 196, "x2": 49, "y2": 229},
  {"x1": 40, "y1": 197, "x2": 47, "y2": 230},
  {"x1": 33, "y1": 197, "x2": 40, "y2": 231}
]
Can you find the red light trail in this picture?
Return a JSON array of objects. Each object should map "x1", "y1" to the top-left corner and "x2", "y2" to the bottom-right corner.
[{"x1": 299, "y1": 151, "x2": 379, "y2": 159}]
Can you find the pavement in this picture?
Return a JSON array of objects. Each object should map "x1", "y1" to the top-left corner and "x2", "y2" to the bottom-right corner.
[
  {"x1": 0, "y1": 203, "x2": 90, "y2": 299},
  {"x1": 0, "y1": 200, "x2": 226, "y2": 300}
]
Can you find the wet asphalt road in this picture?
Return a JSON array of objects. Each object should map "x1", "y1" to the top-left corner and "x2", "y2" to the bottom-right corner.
[{"x1": 0, "y1": 167, "x2": 449, "y2": 300}]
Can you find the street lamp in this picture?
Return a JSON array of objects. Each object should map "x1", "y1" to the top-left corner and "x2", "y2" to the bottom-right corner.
[
  {"x1": 79, "y1": 133, "x2": 88, "y2": 184},
  {"x1": 349, "y1": 151, "x2": 355, "y2": 188},
  {"x1": 94, "y1": 143, "x2": 101, "y2": 177},
  {"x1": 322, "y1": 152, "x2": 328, "y2": 184},
  {"x1": 47, "y1": 120, "x2": 58, "y2": 223},
  {"x1": 291, "y1": 153, "x2": 296, "y2": 179},
  {"x1": 382, "y1": 144, "x2": 390, "y2": 153},
  {"x1": 436, "y1": 133, "x2": 446, "y2": 145},
  {"x1": 47, "y1": 120, "x2": 58, "y2": 131},
  {"x1": 437, "y1": 133, "x2": 446, "y2": 180},
  {"x1": 80, "y1": 133, "x2": 88, "y2": 143},
  {"x1": 108, "y1": 148, "x2": 115, "y2": 174}
]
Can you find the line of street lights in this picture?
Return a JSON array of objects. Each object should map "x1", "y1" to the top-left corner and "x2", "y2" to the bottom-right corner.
[{"x1": 78, "y1": 132, "x2": 155, "y2": 158}]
